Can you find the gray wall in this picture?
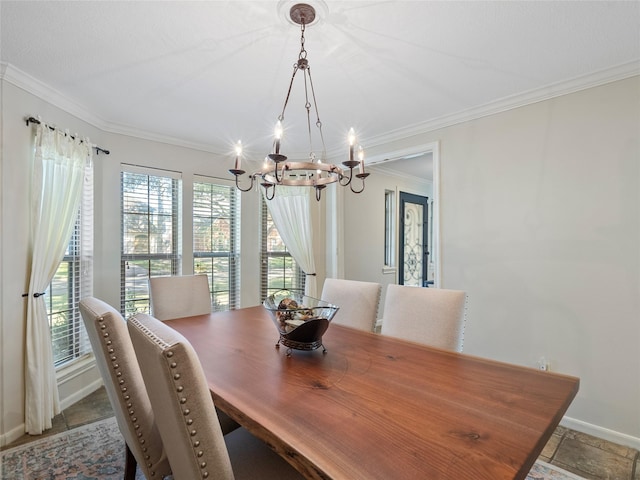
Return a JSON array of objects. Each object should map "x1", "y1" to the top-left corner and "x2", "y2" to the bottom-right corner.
[{"x1": 343, "y1": 76, "x2": 640, "y2": 443}]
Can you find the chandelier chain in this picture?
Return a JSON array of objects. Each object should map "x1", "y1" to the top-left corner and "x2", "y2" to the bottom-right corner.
[
  {"x1": 303, "y1": 69, "x2": 314, "y2": 156},
  {"x1": 306, "y1": 66, "x2": 326, "y2": 160},
  {"x1": 299, "y1": 23, "x2": 307, "y2": 59},
  {"x1": 279, "y1": 63, "x2": 299, "y2": 122}
]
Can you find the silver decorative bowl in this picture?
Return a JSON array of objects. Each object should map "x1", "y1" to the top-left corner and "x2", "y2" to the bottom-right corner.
[{"x1": 263, "y1": 290, "x2": 339, "y2": 355}]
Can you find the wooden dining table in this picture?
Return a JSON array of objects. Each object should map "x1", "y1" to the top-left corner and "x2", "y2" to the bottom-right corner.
[{"x1": 165, "y1": 306, "x2": 579, "y2": 480}]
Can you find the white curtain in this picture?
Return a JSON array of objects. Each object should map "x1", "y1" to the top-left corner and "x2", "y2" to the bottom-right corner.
[
  {"x1": 263, "y1": 186, "x2": 317, "y2": 297},
  {"x1": 25, "y1": 123, "x2": 92, "y2": 434}
]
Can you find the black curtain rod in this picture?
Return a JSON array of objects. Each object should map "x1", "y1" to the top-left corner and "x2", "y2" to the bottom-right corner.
[{"x1": 25, "y1": 116, "x2": 110, "y2": 155}]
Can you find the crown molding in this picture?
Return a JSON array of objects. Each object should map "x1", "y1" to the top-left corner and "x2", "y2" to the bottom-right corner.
[
  {"x1": 363, "y1": 60, "x2": 640, "y2": 151},
  {"x1": 103, "y1": 121, "x2": 223, "y2": 155},
  {"x1": 0, "y1": 62, "x2": 224, "y2": 155},
  {"x1": 3, "y1": 60, "x2": 638, "y2": 157},
  {"x1": 0, "y1": 62, "x2": 106, "y2": 131}
]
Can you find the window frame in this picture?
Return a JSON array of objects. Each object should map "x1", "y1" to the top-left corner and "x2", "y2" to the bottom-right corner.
[
  {"x1": 46, "y1": 163, "x2": 93, "y2": 369},
  {"x1": 260, "y1": 197, "x2": 305, "y2": 300},
  {"x1": 192, "y1": 177, "x2": 240, "y2": 311},
  {"x1": 120, "y1": 166, "x2": 182, "y2": 318},
  {"x1": 384, "y1": 189, "x2": 396, "y2": 268}
]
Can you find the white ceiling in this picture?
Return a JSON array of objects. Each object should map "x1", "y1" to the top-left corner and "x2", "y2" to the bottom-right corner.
[{"x1": 1, "y1": 0, "x2": 639, "y2": 168}]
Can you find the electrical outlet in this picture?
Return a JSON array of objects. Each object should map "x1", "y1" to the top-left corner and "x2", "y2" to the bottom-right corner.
[{"x1": 537, "y1": 357, "x2": 549, "y2": 371}]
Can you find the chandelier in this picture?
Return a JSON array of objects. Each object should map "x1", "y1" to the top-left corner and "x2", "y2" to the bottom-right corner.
[{"x1": 229, "y1": 3, "x2": 369, "y2": 201}]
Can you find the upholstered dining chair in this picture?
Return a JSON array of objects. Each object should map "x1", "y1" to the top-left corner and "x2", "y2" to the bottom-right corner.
[
  {"x1": 380, "y1": 285, "x2": 467, "y2": 352},
  {"x1": 79, "y1": 297, "x2": 171, "y2": 480},
  {"x1": 149, "y1": 274, "x2": 212, "y2": 321},
  {"x1": 320, "y1": 278, "x2": 382, "y2": 332},
  {"x1": 148, "y1": 273, "x2": 240, "y2": 435},
  {"x1": 128, "y1": 313, "x2": 304, "y2": 480}
]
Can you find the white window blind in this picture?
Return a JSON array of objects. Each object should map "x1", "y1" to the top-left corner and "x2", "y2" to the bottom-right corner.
[
  {"x1": 193, "y1": 179, "x2": 239, "y2": 311},
  {"x1": 46, "y1": 162, "x2": 94, "y2": 367},
  {"x1": 121, "y1": 167, "x2": 182, "y2": 318},
  {"x1": 260, "y1": 197, "x2": 305, "y2": 300}
]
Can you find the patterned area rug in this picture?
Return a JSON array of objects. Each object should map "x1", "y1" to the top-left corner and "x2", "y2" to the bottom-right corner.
[
  {"x1": 1, "y1": 416, "x2": 584, "y2": 479},
  {"x1": 1, "y1": 417, "x2": 144, "y2": 480}
]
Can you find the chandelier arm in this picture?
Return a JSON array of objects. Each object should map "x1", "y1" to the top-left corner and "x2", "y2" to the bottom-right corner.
[
  {"x1": 263, "y1": 183, "x2": 276, "y2": 200},
  {"x1": 233, "y1": 173, "x2": 255, "y2": 192},
  {"x1": 273, "y1": 162, "x2": 289, "y2": 183},
  {"x1": 338, "y1": 170, "x2": 353, "y2": 187},
  {"x1": 350, "y1": 176, "x2": 367, "y2": 194}
]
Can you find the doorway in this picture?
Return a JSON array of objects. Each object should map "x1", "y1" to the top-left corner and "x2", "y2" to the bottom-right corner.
[
  {"x1": 328, "y1": 140, "x2": 441, "y2": 288},
  {"x1": 399, "y1": 192, "x2": 429, "y2": 286}
]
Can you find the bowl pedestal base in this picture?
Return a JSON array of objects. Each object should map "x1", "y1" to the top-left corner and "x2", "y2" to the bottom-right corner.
[{"x1": 276, "y1": 336, "x2": 327, "y2": 357}]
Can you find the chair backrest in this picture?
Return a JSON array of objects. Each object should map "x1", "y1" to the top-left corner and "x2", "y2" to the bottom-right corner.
[
  {"x1": 380, "y1": 285, "x2": 467, "y2": 352},
  {"x1": 79, "y1": 297, "x2": 171, "y2": 479},
  {"x1": 128, "y1": 313, "x2": 234, "y2": 480},
  {"x1": 149, "y1": 274, "x2": 212, "y2": 321},
  {"x1": 321, "y1": 278, "x2": 382, "y2": 332}
]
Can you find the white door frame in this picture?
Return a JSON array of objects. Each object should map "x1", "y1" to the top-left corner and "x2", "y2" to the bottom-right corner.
[{"x1": 383, "y1": 141, "x2": 441, "y2": 288}]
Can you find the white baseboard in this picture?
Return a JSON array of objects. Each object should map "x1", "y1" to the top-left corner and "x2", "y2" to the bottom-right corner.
[
  {"x1": 59, "y1": 378, "x2": 103, "y2": 411},
  {"x1": 0, "y1": 424, "x2": 28, "y2": 449},
  {"x1": 0, "y1": 377, "x2": 103, "y2": 448},
  {"x1": 0, "y1": 368, "x2": 102, "y2": 447},
  {"x1": 561, "y1": 416, "x2": 640, "y2": 450},
  {"x1": 56, "y1": 356, "x2": 102, "y2": 411}
]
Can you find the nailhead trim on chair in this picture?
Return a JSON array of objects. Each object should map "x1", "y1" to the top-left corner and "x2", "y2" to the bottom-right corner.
[
  {"x1": 130, "y1": 317, "x2": 211, "y2": 479},
  {"x1": 165, "y1": 350, "x2": 209, "y2": 478},
  {"x1": 97, "y1": 314, "x2": 159, "y2": 477}
]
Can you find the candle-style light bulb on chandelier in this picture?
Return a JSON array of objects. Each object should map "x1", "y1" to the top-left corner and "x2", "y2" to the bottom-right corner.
[{"x1": 229, "y1": 3, "x2": 369, "y2": 201}]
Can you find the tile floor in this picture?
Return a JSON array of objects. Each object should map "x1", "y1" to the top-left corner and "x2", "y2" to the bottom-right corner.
[
  {"x1": 539, "y1": 425, "x2": 639, "y2": 480},
  {"x1": 2, "y1": 387, "x2": 639, "y2": 480}
]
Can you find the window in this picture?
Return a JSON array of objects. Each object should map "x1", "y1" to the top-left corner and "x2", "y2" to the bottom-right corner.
[
  {"x1": 193, "y1": 179, "x2": 239, "y2": 311},
  {"x1": 384, "y1": 189, "x2": 396, "y2": 267},
  {"x1": 121, "y1": 167, "x2": 182, "y2": 317},
  {"x1": 260, "y1": 198, "x2": 305, "y2": 299},
  {"x1": 46, "y1": 166, "x2": 93, "y2": 368}
]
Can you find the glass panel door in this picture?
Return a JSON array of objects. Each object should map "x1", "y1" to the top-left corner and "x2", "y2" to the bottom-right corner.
[{"x1": 399, "y1": 192, "x2": 429, "y2": 286}]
